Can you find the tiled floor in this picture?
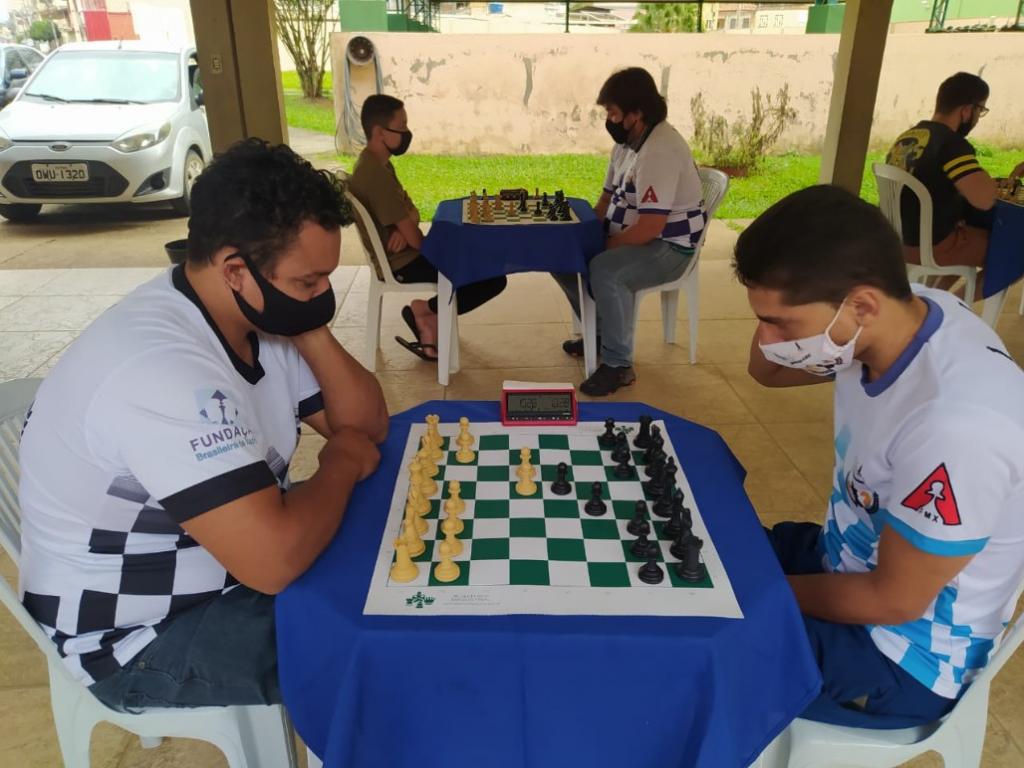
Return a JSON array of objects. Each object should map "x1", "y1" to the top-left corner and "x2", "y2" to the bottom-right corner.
[{"x1": 2, "y1": 217, "x2": 1024, "y2": 766}]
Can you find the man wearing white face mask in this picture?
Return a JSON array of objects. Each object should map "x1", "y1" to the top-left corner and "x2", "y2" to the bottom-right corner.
[{"x1": 736, "y1": 185, "x2": 1024, "y2": 728}]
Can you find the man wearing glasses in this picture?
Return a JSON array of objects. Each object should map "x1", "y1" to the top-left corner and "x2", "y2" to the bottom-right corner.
[{"x1": 886, "y1": 72, "x2": 998, "y2": 299}]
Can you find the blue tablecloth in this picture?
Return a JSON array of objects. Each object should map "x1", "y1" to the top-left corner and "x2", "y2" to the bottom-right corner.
[
  {"x1": 276, "y1": 401, "x2": 821, "y2": 768},
  {"x1": 420, "y1": 198, "x2": 606, "y2": 290},
  {"x1": 982, "y1": 200, "x2": 1024, "y2": 298}
]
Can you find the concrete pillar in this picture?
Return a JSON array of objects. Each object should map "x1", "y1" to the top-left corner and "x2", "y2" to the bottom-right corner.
[
  {"x1": 818, "y1": 0, "x2": 894, "y2": 193},
  {"x1": 189, "y1": 0, "x2": 287, "y2": 154}
]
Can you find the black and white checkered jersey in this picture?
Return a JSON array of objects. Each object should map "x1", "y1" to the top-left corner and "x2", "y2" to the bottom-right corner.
[
  {"x1": 602, "y1": 120, "x2": 707, "y2": 249},
  {"x1": 18, "y1": 266, "x2": 323, "y2": 685}
]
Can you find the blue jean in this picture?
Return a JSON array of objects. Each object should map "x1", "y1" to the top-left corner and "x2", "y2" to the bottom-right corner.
[
  {"x1": 765, "y1": 522, "x2": 957, "y2": 729},
  {"x1": 553, "y1": 240, "x2": 693, "y2": 368},
  {"x1": 88, "y1": 585, "x2": 280, "y2": 712}
]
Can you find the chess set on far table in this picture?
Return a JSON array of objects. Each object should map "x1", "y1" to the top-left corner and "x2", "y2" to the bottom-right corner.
[
  {"x1": 997, "y1": 177, "x2": 1024, "y2": 206},
  {"x1": 363, "y1": 414, "x2": 742, "y2": 618},
  {"x1": 462, "y1": 188, "x2": 580, "y2": 225}
]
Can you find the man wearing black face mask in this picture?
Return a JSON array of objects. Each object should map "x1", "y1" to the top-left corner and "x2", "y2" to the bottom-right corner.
[
  {"x1": 553, "y1": 67, "x2": 706, "y2": 396},
  {"x1": 886, "y1": 72, "x2": 998, "y2": 298},
  {"x1": 349, "y1": 94, "x2": 506, "y2": 360},
  {"x1": 18, "y1": 139, "x2": 389, "y2": 711}
]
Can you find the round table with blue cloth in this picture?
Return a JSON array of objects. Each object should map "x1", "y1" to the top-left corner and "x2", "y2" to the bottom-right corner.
[{"x1": 276, "y1": 401, "x2": 821, "y2": 768}]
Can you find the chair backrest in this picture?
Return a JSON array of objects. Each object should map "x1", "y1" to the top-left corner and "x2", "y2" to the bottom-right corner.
[
  {"x1": 0, "y1": 378, "x2": 68, "y2": 668},
  {"x1": 697, "y1": 166, "x2": 730, "y2": 250},
  {"x1": 873, "y1": 162, "x2": 937, "y2": 269},
  {"x1": 344, "y1": 189, "x2": 401, "y2": 287}
]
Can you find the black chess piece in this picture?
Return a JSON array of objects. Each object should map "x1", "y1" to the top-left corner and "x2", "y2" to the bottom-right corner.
[
  {"x1": 663, "y1": 507, "x2": 683, "y2": 539},
  {"x1": 670, "y1": 488, "x2": 693, "y2": 529},
  {"x1": 627, "y1": 501, "x2": 651, "y2": 536},
  {"x1": 677, "y1": 536, "x2": 705, "y2": 583},
  {"x1": 519, "y1": 190, "x2": 528, "y2": 213},
  {"x1": 634, "y1": 415, "x2": 653, "y2": 449},
  {"x1": 541, "y1": 192, "x2": 549, "y2": 208},
  {"x1": 547, "y1": 204, "x2": 558, "y2": 221},
  {"x1": 558, "y1": 203, "x2": 571, "y2": 221},
  {"x1": 652, "y1": 485, "x2": 674, "y2": 518},
  {"x1": 534, "y1": 197, "x2": 542, "y2": 216},
  {"x1": 598, "y1": 418, "x2": 617, "y2": 448},
  {"x1": 584, "y1": 481, "x2": 607, "y2": 516},
  {"x1": 639, "y1": 558, "x2": 665, "y2": 585},
  {"x1": 643, "y1": 460, "x2": 667, "y2": 497},
  {"x1": 614, "y1": 457, "x2": 634, "y2": 479},
  {"x1": 644, "y1": 452, "x2": 665, "y2": 480},
  {"x1": 551, "y1": 462, "x2": 572, "y2": 495},
  {"x1": 663, "y1": 457, "x2": 678, "y2": 484},
  {"x1": 670, "y1": 529, "x2": 697, "y2": 561},
  {"x1": 630, "y1": 532, "x2": 653, "y2": 558},
  {"x1": 555, "y1": 189, "x2": 565, "y2": 203},
  {"x1": 611, "y1": 432, "x2": 630, "y2": 464},
  {"x1": 643, "y1": 434, "x2": 664, "y2": 466}
]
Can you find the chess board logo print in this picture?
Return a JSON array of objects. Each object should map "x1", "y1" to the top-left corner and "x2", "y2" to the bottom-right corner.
[{"x1": 406, "y1": 591, "x2": 436, "y2": 609}]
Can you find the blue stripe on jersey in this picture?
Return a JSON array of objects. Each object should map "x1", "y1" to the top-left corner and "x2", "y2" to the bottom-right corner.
[
  {"x1": 876, "y1": 510, "x2": 989, "y2": 556},
  {"x1": 898, "y1": 642, "x2": 942, "y2": 691},
  {"x1": 823, "y1": 513, "x2": 845, "y2": 570},
  {"x1": 841, "y1": 518, "x2": 878, "y2": 562}
]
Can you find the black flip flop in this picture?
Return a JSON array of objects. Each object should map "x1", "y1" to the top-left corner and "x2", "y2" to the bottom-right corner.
[
  {"x1": 395, "y1": 335, "x2": 439, "y2": 362},
  {"x1": 401, "y1": 305, "x2": 420, "y2": 342}
]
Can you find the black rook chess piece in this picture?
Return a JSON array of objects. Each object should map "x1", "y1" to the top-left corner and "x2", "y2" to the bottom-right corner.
[
  {"x1": 551, "y1": 462, "x2": 572, "y2": 495},
  {"x1": 677, "y1": 536, "x2": 705, "y2": 583},
  {"x1": 634, "y1": 415, "x2": 653, "y2": 449},
  {"x1": 639, "y1": 558, "x2": 665, "y2": 585},
  {"x1": 584, "y1": 481, "x2": 607, "y2": 516},
  {"x1": 598, "y1": 418, "x2": 617, "y2": 448}
]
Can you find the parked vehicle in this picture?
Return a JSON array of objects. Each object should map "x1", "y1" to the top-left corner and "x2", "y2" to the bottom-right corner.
[
  {"x1": 0, "y1": 44, "x2": 45, "y2": 108},
  {"x1": 0, "y1": 41, "x2": 211, "y2": 222}
]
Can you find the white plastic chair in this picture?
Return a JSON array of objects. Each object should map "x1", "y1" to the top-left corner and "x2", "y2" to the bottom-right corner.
[
  {"x1": 760, "y1": 612, "x2": 1024, "y2": 768},
  {"x1": 0, "y1": 378, "x2": 299, "y2": 768},
  {"x1": 344, "y1": 190, "x2": 458, "y2": 372},
  {"x1": 873, "y1": 162, "x2": 981, "y2": 310}
]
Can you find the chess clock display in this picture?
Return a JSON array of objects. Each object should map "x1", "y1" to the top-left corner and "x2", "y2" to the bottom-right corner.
[{"x1": 501, "y1": 381, "x2": 577, "y2": 426}]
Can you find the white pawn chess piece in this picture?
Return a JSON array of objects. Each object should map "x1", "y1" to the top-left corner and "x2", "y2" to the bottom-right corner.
[
  {"x1": 405, "y1": 499, "x2": 428, "y2": 537},
  {"x1": 441, "y1": 521, "x2": 463, "y2": 557},
  {"x1": 515, "y1": 447, "x2": 538, "y2": 495},
  {"x1": 445, "y1": 480, "x2": 466, "y2": 515},
  {"x1": 390, "y1": 538, "x2": 419, "y2": 583},
  {"x1": 434, "y1": 540, "x2": 460, "y2": 583},
  {"x1": 443, "y1": 497, "x2": 465, "y2": 535}
]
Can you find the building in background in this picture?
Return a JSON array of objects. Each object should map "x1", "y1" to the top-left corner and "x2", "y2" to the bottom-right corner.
[
  {"x1": 3, "y1": 0, "x2": 85, "y2": 47},
  {"x1": 80, "y1": 0, "x2": 137, "y2": 40}
]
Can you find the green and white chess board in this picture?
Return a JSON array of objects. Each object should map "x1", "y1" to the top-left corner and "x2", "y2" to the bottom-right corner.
[
  {"x1": 363, "y1": 420, "x2": 743, "y2": 618},
  {"x1": 461, "y1": 197, "x2": 580, "y2": 225}
]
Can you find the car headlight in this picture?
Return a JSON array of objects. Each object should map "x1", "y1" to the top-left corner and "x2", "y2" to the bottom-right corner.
[
  {"x1": 0, "y1": 129, "x2": 12, "y2": 152},
  {"x1": 113, "y1": 122, "x2": 172, "y2": 153}
]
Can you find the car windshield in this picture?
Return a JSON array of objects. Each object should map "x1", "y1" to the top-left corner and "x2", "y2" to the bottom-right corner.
[{"x1": 24, "y1": 50, "x2": 180, "y2": 104}]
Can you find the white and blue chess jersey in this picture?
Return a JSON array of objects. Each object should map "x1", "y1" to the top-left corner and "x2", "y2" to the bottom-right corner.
[
  {"x1": 18, "y1": 267, "x2": 322, "y2": 685},
  {"x1": 602, "y1": 120, "x2": 706, "y2": 249},
  {"x1": 823, "y1": 286, "x2": 1024, "y2": 698}
]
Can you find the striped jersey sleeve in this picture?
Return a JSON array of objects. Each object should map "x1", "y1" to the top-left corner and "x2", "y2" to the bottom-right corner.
[{"x1": 938, "y1": 136, "x2": 982, "y2": 183}]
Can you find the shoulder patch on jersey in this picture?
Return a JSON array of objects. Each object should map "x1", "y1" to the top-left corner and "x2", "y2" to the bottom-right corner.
[
  {"x1": 902, "y1": 463, "x2": 961, "y2": 526},
  {"x1": 640, "y1": 186, "x2": 659, "y2": 204}
]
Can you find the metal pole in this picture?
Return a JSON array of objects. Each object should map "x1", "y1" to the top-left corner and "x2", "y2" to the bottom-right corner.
[
  {"x1": 698, "y1": 2, "x2": 703, "y2": 32},
  {"x1": 565, "y1": 1, "x2": 570, "y2": 33}
]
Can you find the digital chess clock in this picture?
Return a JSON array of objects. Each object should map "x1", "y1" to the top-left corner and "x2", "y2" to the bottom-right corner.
[{"x1": 501, "y1": 381, "x2": 578, "y2": 426}]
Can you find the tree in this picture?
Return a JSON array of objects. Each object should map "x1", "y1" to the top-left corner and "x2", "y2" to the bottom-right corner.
[
  {"x1": 630, "y1": 3, "x2": 699, "y2": 33},
  {"x1": 274, "y1": 0, "x2": 335, "y2": 99},
  {"x1": 28, "y1": 20, "x2": 57, "y2": 43}
]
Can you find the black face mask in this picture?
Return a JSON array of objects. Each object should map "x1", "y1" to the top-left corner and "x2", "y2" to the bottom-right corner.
[
  {"x1": 385, "y1": 128, "x2": 413, "y2": 156},
  {"x1": 956, "y1": 119, "x2": 974, "y2": 138},
  {"x1": 605, "y1": 118, "x2": 631, "y2": 145},
  {"x1": 232, "y1": 254, "x2": 336, "y2": 337}
]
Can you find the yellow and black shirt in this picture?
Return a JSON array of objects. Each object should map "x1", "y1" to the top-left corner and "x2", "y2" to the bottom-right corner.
[{"x1": 886, "y1": 120, "x2": 983, "y2": 247}]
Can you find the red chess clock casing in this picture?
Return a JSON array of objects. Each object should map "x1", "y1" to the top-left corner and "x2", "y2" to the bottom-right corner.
[{"x1": 501, "y1": 381, "x2": 578, "y2": 426}]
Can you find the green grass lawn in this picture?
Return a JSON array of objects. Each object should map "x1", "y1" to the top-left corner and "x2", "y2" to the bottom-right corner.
[
  {"x1": 281, "y1": 70, "x2": 333, "y2": 95},
  {"x1": 327, "y1": 148, "x2": 1021, "y2": 221},
  {"x1": 284, "y1": 95, "x2": 336, "y2": 136}
]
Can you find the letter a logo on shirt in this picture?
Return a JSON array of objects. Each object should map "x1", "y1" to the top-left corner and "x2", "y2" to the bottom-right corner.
[
  {"x1": 901, "y1": 464, "x2": 961, "y2": 526},
  {"x1": 641, "y1": 186, "x2": 659, "y2": 204}
]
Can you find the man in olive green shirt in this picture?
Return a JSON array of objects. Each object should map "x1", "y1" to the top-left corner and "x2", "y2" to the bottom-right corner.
[{"x1": 348, "y1": 95, "x2": 506, "y2": 360}]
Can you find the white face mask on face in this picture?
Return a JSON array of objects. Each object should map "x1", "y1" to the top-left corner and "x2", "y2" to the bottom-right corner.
[{"x1": 758, "y1": 301, "x2": 863, "y2": 377}]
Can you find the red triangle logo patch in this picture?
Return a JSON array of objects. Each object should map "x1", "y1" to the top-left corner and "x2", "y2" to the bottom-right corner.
[
  {"x1": 641, "y1": 186, "x2": 659, "y2": 204},
  {"x1": 901, "y1": 464, "x2": 961, "y2": 526}
]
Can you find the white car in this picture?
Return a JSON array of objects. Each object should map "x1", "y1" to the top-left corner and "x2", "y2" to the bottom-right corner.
[{"x1": 0, "y1": 41, "x2": 211, "y2": 222}]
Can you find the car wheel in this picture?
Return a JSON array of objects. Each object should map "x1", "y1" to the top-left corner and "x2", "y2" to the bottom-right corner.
[
  {"x1": 171, "y1": 148, "x2": 204, "y2": 216},
  {"x1": 0, "y1": 203, "x2": 42, "y2": 222}
]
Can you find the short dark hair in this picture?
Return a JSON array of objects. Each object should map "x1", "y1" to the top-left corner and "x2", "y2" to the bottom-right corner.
[
  {"x1": 360, "y1": 94, "x2": 404, "y2": 140},
  {"x1": 733, "y1": 185, "x2": 911, "y2": 306},
  {"x1": 597, "y1": 67, "x2": 667, "y2": 125},
  {"x1": 187, "y1": 138, "x2": 352, "y2": 272},
  {"x1": 935, "y1": 72, "x2": 989, "y2": 114}
]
